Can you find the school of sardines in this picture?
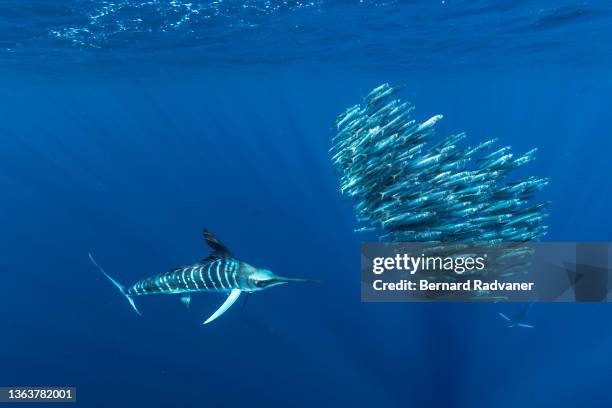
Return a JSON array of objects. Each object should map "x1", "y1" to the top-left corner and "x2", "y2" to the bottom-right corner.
[{"x1": 330, "y1": 83, "x2": 550, "y2": 281}]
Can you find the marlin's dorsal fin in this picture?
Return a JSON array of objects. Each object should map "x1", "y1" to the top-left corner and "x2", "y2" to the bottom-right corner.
[
  {"x1": 203, "y1": 228, "x2": 232, "y2": 257},
  {"x1": 201, "y1": 252, "x2": 228, "y2": 263}
]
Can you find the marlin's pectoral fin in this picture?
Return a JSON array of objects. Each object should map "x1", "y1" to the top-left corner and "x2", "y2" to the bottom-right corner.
[
  {"x1": 181, "y1": 294, "x2": 191, "y2": 309},
  {"x1": 203, "y1": 289, "x2": 241, "y2": 325},
  {"x1": 517, "y1": 323, "x2": 534, "y2": 329}
]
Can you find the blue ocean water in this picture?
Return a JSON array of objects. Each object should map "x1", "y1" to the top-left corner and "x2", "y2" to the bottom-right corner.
[{"x1": 2, "y1": 1, "x2": 612, "y2": 407}]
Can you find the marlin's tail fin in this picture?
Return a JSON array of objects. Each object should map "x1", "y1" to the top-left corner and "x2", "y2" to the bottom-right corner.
[{"x1": 88, "y1": 253, "x2": 141, "y2": 316}]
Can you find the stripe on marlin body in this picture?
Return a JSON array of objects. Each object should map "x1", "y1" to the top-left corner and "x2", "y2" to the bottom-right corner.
[{"x1": 88, "y1": 228, "x2": 316, "y2": 325}]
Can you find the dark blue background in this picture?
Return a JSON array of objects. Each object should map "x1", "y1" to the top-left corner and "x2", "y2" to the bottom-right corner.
[{"x1": 1, "y1": 1, "x2": 612, "y2": 407}]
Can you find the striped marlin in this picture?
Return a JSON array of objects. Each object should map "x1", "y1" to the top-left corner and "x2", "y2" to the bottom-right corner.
[{"x1": 89, "y1": 229, "x2": 312, "y2": 324}]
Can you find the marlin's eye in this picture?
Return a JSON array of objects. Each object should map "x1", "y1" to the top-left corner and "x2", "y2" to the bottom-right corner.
[{"x1": 254, "y1": 280, "x2": 267, "y2": 288}]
